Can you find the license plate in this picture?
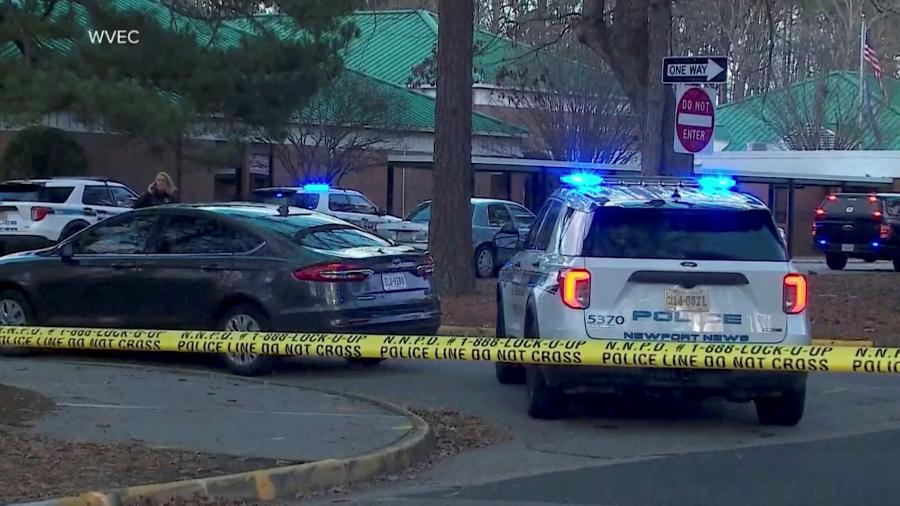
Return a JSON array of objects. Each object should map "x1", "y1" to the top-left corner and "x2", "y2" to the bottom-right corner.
[
  {"x1": 665, "y1": 288, "x2": 709, "y2": 312},
  {"x1": 842, "y1": 244, "x2": 855, "y2": 252},
  {"x1": 382, "y1": 272, "x2": 408, "y2": 291}
]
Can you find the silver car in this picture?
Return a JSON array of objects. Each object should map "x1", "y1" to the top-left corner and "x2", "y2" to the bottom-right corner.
[{"x1": 376, "y1": 198, "x2": 535, "y2": 278}]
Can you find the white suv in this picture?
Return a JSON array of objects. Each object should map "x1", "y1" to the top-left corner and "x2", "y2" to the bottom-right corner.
[
  {"x1": 252, "y1": 185, "x2": 401, "y2": 233},
  {"x1": 0, "y1": 177, "x2": 138, "y2": 255},
  {"x1": 495, "y1": 175, "x2": 811, "y2": 426}
]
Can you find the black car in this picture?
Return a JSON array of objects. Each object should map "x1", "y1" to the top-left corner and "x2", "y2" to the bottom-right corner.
[
  {"x1": 0, "y1": 203, "x2": 441, "y2": 375},
  {"x1": 812, "y1": 193, "x2": 900, "y2": 271}
]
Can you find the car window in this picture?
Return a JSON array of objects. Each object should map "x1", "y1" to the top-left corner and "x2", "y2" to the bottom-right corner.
[
  {"x1": 582, "y1": 208, "x2": 786, "y2": 261},
  {"x1": 507, "y1": 204, "x2": 535, "y2": 228},
  {"x1": 82, "y1": 186, "x2": 115, "y2": 206},
  {"x1": 523, "y1": 202, "x2": 551, "y2": 250},
  {"x1": 528, "y1": 200, "x2": 563, "y2": 251},
  {"x1": 487, "y1": 204, "x2": 513, "y2": 227},
  {"x1": 407, "y1": 203, "x2": 431, "y2": 223},
  {"x1": 346, "y1": 194, "x2": 378, "y2": 214},
  {"x1": 296, "y1": 224, "x2": 391, "y2": 250},
  {"x1": 886, "y1": 199, "x2": 900, "y2": 217},
  {"x1": 160, "y1": 214, "x2": 263, "y2": 254},
  {"x1": 0, "y1": 183, "x2": 73, "y2": 203},
  {"x1": 294, "y1": 193, "x2": 320, "y2": 210},
  {"x1": 109, "y1": 186, "x2": 138, "y2": 207},
  {"x1": 75, "y1": 214, "x2": 158, "y2": 255},
  {"x1": 328, "y1": 194, "x2": 351, "y2": 212}
]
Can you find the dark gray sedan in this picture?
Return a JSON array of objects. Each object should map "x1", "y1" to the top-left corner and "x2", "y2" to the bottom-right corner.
[{"x1": 0, "y1": 203, "x2": 440, "y2": 375}]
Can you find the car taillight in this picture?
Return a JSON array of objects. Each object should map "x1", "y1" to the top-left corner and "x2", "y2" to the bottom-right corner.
[
  {"x1": 416, "y1": 255, "x2": 435, "y2": 276},
  {"x1": 558, "y1": 268, "x2": 590, "y2": 309},
  {"x1": 827, "y1": 194, "x2": 837, "y2": 201},
  {"x1": 881, "y1": 224, "x2": 892, "y2": 239},
  {"x1": 869, "y1": 195, "x2": 878, "y2": 203},
  {"x1": 293, "y1": 262, "x2": 374, "y2": 282},
  {"x1": 873, "y1": 211, "x2": 883, "y2": 218},
  {"x1": 783, "y1": 273, "x2": 807, "y2": 314},
  {"x1": 31, "y1": 206, "x2": 53, "y2": 221},
  {"x1": 814, "y1": 208, "x2": 825, "y2": 219}
]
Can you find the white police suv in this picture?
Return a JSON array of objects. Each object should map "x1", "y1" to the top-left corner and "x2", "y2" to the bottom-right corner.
[
  {"x1": 252, "y1": 184, "x2": 401, "y2": 234},
  {"x1": 495, "y1": 174, "x2": 811, "y2": 425},
  {"x1": 0, "y1": 177, "x2": 138, "y2": 255}
]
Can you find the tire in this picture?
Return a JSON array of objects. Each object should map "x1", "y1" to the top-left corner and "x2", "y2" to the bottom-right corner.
[
  {"x1": 495, "y1": 293, "x2": 524, "y2": 384},
  {"x1": 523, "y1": 314, "x2": 567, "y2": 419},
  {"x1": 0, "y1": 289, "x2": 36, "y2": 356},
  {"x1": 755, "y1": 388, "x2": 805, "y2": 426},
  {"x1": 526, "y1": 365, "x2": 567, "y2": 419},
  {"x1": 894, "y1": 257, "x2": 900, "y2": 272},
  {"x1": 474, "y1": 245, "x2": 496, "y2": 279},
  {"x1": 59, "y1": 221, "x2": 88, "y2": 241},
  {"x1": 218, "y1": 304, "x2": 276, "y2": 376},
  {"x1": 825, "y1": 253, "x2": 848, "y2": 270}
]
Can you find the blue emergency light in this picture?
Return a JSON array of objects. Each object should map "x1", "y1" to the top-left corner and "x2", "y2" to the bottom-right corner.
[
  {"x1": 698, "y1": 176, "x2": 737, "y2": 191},
  {"x1": 560, "y1": 173, "x2": 604, "y2": 188},
  {"x1": 303, "y1": 183, "x2": 331, "y2": 192}
]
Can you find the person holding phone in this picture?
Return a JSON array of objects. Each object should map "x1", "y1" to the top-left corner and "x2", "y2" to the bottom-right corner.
[{"x1": 134, "y1": 172, "x2": 178, "y2": 209}]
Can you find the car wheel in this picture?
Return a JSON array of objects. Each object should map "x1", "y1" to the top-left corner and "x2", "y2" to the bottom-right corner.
[
  {"x1": 218, "y1": 304, "x2": 275, "y2": 376},
  {"x1": 526, "y1": 366, "x2": 567, "y2": 419},
  {"x1": 474, "y1": 245, "x2": 496, "y2": 279},
  {"x1": 495, "y1": 293, "x2": 524, "y2": 384},
  {"x1": 755, "y1": 388, "x2": 805, "y2": 426},
  {"x1": 825, "y1": 253, "x2": 847, "y2": 270},
  {"x1": 0, "y1": 290, "x2": 36, "y2": 356},
  {"x1": 59, "y1": 221, "x2": 88, "y2": 241}
]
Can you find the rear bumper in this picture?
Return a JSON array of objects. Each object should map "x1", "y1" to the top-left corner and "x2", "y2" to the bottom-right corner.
[
  {"x1": 0, "y1": 234, "x2": 55, "y2": 255},
  {"x1": 813, "y1": 241, "x2": 899, "y2": 258},
  {"x1": 273, "y1": 306, "x2": 441, "y2": 335},
  {"x1": 541, "y1": 365, "x2": 807, "y2": 400}
]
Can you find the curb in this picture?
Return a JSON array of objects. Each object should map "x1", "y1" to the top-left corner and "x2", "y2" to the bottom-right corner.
[
  {"x1": 440, "y1": 326, "x2": 875, "y2": 348},
  {"x1": 14, "y1": 393, "x2": 432, "y2": 506}
]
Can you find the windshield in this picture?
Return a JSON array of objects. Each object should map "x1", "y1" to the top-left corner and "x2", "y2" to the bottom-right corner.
[
  {"x1": 0, "y1": 183, "x2": 73, "y2": 203},
  {"x1": 295, "y1": 224, "x2": 391, "y2": 250},
  {"x1": 582, "y1": 207, "x2": 787, "y2": 261},
  {"x1": 406, "y1": 203, "x2": 431, "y2": 223}
]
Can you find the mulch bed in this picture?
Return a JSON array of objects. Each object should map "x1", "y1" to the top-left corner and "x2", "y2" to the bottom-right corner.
[{"x1": 440, "y1": 274, "x2": 900, "y2": 345}]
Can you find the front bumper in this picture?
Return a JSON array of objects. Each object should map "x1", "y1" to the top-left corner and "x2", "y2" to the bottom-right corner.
[
  {"x1": 0, "y1": 234, "x2": 55, "y2": 256},
  {"x1": 541, "y1": 365, "x2": 807, "y2": 400}
]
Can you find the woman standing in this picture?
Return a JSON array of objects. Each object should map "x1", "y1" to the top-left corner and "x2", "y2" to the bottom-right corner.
[{"x1": 134, "y1": 172, "x2": 178, "y2": 209}]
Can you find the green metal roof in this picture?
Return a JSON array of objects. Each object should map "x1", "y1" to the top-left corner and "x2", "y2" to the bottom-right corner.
[
  {"x1": 716, "y1": 71, "x2": 900, "y2": 150},
  {"x1": 4, "y1": 2, "x2": 527, "y2": 137}
]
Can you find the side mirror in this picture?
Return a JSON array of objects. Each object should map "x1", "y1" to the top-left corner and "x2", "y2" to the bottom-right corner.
[
  {"x1": 378, "y1": 208, "x2": 388, "y2": 216},
  {"x1": 494, "y1": 224, "x2": 520, "y2": 252},
  {"x1": 59, "y1": 242, "x2": 75, "y2": 260}
]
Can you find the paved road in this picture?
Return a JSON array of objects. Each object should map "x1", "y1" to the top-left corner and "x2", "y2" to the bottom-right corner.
[
  {"x1": 0, "y1": 358, "x2": 415, "y2": 461},
  {"x1": 795, "y1": 258, "x2": 897, "y2": 274},
  {"x1": 25, "y1": 351, "x2": 899, "y2": 505}
]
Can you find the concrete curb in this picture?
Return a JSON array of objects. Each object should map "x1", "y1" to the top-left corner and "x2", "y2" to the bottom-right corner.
[
  {"x1": 14, "y1": 395, "x2": 432, "y2": 506},
  {"x1": 440, "y1": 325, "x2": 876, "y2": 347}
]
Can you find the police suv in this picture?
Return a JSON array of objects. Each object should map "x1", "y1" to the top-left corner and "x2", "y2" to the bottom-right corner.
[
  {"x1": 495, "y1": 174, "x2": 810, "y2": 426},
  {"x1": 252, "y1": 184, "x2": 401, "y2": 234},
  {"x1": 0, "y1": 177, "x2": 138, "y2": 255}
]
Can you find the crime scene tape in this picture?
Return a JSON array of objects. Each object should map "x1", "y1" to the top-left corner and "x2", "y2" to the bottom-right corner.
[{"x1": 0, "y1": 326, "x2": 899, "y2": 374}]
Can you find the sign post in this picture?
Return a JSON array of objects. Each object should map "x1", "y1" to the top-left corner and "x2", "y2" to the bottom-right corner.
[{"x1": 673, "y1": 86, "x2": 716, "y2": 155}]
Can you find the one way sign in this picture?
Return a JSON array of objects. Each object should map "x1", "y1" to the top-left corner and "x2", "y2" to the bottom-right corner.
[{"x1": 662, "y1": 56, "x2": 728, "y2": 84}]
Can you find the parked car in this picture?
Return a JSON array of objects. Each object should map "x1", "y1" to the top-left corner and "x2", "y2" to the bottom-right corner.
[
  {"x1": 812, "y1": 192, "x2": 900, "y2": 270},
  {"x1": 0, "y1": 203, "x2": 440, "y2": 375},
  {"x1": 252, "y1": 184, "x2": 401, "y2": 234},
  {"x1": 0, "y1": 177, "x2": 138, "y2": 255},
  {"x1": 376, "y1": 198, "x2": 536, "y2": 278}
]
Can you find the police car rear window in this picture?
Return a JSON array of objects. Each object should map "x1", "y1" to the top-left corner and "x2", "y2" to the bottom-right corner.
[
  {"x1": 0, "y1": 184, "x2": 74, "y2": 203},
  {"x1": 581, "y1": 208, "x2": 786, "y2": 261}
]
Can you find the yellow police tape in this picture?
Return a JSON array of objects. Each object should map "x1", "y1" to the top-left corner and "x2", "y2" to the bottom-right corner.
[{"x1": 0, "y1": 326, "x2": 898, "y2": 374}]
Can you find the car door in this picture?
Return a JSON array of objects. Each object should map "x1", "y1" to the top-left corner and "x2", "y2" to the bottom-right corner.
[
  {"x1": 140, "y1": 212, "x2": 266, "y2": 329},
  {"x1": 107, "y1": 185, "x2": 139, "y2": 211},
  {"x1": 507, "y1": 202, "x2": 536, "y2": 238},
  {"x1": 81, "y1": 185, "x2": 119, "y2": 224},
  {"x1": 33, "y1": 212, "x2": 162, "y2": 327},
  {"x1": 486, "y1": 203, "x2": 517, "y2": 265}
]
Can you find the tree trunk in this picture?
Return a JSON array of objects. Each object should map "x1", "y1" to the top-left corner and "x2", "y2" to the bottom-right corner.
[{"x1": 431, "y1": 0, "x2": 476, "y2": 297}]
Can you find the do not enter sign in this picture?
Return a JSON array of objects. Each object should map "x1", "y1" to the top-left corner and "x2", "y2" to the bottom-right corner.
[{"x1": 674, "y1": 86, "x2": 715, "y2": 155}]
